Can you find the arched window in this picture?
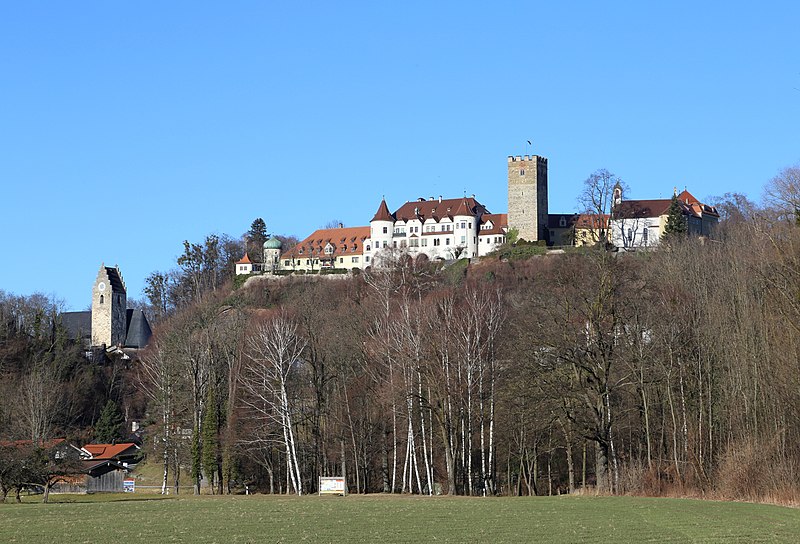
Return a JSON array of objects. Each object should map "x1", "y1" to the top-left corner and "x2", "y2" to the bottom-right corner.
[{"x1": 100, "y1": 295, "x2": 104, "y2": 304}]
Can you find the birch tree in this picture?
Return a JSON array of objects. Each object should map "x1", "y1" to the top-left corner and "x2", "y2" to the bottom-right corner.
[{"x1": 242, "y1": 311, "x2": 307, "y2": 495}]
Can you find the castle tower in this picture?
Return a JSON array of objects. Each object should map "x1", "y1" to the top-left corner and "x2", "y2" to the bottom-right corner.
[
  {"x1": 91, "y1": 264, "x2": 128, "y2": 347},
  {"x1": 507, "y1": 155, "x2": 549, "y2": 242}
]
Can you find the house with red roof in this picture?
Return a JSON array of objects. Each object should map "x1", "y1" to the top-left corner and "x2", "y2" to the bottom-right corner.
[{"x1": 611, "y1": 186, "x2": 719, "y2": 250}]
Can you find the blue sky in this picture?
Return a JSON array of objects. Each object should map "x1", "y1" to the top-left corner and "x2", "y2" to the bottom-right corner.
[{"x1": 1, "y1": 1, "x2": 798, "y2": 310}]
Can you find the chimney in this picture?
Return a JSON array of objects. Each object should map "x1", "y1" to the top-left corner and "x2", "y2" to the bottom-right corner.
[
  {"x1": 338, "y1": 223, "x2": 343, "y2": 229},
  {"x1": 438, "y1": 195, "x2": 442, "y2": 203}
]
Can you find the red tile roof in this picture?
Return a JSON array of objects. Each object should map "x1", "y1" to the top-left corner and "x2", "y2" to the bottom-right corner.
[
  {"x1": 371, "y1": 199, "x2": 394, "y2": 222},
  {"x1": 614, "y1": 199, "x2": 672, "y2": 219},
  {"x1": 575, "y1": 214, "x2": 610, "y2": 229},
  {"x1": 0, "y1": 438, "x2": 66, "y2": 450},
  {"x1": 82, "y1": 443, "x2": 139, "y2": 460},
  {"x1": 479, "y1": 213, "x2": 508, "y2": 235},
  {"x1": 236, "y1": 253, "x2": 252, "y2": 265},
  {"x1": 281, "y1": 226, "x2": 371, "y2": 261},
  {"x1": 615, "y1": 191, "x2": 719, "y2": 220},
  {"x1": 392, "y1": 197, "x2": 488, "y2": 222}
]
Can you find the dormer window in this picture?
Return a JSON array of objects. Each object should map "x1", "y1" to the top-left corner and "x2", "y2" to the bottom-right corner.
[{"x1": 559, "y1": 216, "x2": 567, "y2": 227}]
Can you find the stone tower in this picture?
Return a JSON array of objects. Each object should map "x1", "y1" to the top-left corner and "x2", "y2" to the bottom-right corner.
[
  {"x1": 507, "y1": 155, "x2": 549, "y2": 242},
  {"x1": 91, "y1": 264, "x2": 127, "y2": 347}
]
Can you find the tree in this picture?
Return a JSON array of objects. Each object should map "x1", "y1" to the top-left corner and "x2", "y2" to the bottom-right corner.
[
  {"x1": 241, "y1": 311, "x2": 307, "y2": 495},
  {"x1": 201, "y1": 384, "x2": 220, "y2": 492},
  {"x1": 247, "y1": 218, "x2": 268, "y2": 262},
  {"x1": 94, "y1": 400, "x2": 124, "y2": 443},
  {"x1": 578, "y1": 169, "x2": 626, "y2": 246},
  {"x1": 764, "y1": 164, "x2": 800, "y2": 224},
  {"x1": 663, "y1": 194, "x2": 687, "y2": 238}
]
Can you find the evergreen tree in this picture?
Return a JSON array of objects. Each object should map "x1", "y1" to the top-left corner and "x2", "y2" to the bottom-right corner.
[
  {"x1": 247, "y1": 218, "x2": 268, "y2": 262},
  {"x1": 663, "y1": 194, "x2": 687, "y2": 238},
  {"x1": 201, "y1": 385, "x2": 219, "y2": 492},
  {"x1": 94, "y1": 400, "x2": 124, "y2": 443}
]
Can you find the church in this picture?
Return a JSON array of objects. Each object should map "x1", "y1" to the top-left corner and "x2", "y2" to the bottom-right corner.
[{"x1": 61, "y1": 264, "x2": 152, "y2": 354}]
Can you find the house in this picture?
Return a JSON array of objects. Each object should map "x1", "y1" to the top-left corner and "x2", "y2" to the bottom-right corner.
[
  {"x1": 235, "y1": 253, "x2": 254, "y2": 275},
  {"x1": 611, "y1": 187, "x2": 719, "y2": 250},
  {"x1": 77, "y1": 442, "x2": 141, "y2": 493},
  {"x1": 280, "y1": 225, "x2": 371, "y2": 271},
  {"x1": 548, "y1": 214, "x2": 610, "y2": 247}
]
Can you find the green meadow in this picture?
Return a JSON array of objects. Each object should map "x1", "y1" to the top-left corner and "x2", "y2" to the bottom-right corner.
[{"x1": 1, "y1": 494, "x2": 799, "y2": 543}]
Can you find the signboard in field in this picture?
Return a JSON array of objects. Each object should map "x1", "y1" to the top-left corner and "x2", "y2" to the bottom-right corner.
[
  {"x1": 123, "y1": 479, "x2": 135, "y2": 493},
  {"x1": 319, "y1": 476, "x2": 346, "y2": 495}
]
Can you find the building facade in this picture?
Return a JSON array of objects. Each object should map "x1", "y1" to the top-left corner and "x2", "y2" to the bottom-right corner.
[{"x1": 611, "y1": 188, "x2": 719, "y2": 250}]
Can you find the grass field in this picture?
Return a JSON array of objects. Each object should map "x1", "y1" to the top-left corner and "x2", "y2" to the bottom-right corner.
[{"x1": 1, "y1": 494, "x2": 799, "y2": 543}]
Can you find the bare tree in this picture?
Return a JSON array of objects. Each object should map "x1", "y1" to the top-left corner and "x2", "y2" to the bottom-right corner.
[{"x1": 241, "y1": 311, "x2": 307, "y2": 495}]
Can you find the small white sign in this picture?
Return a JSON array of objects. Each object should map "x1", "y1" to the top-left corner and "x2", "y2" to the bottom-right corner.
[
  {"x1": 319, "y1": 477, "x2": 346, "y2": 495},
  {"x1": 123, "y1": 479, "x2": 135, "y2": 493}
]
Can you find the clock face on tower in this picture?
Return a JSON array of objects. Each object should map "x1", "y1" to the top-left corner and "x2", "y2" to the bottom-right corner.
[{"x1": 98, "y1": 282, "x2": 106, "y2": 292}]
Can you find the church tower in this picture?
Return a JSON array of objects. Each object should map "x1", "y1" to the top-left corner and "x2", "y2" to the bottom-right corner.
[
  {"x1": 507, "y1": 155, "x2": 549, "y2": 242},
  {"x1": 91, "y1": 264, "x2": 128, "y2": 347}
]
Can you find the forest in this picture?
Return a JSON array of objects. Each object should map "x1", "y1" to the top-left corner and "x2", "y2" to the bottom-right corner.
[{"x1": 1, "y1": 165, "x2": 798, "y2": 503}]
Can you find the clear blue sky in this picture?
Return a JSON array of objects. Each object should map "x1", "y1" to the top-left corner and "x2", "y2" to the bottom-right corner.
[{"x1": 1, "y1": 1, "x2": 798, "y2": 310}]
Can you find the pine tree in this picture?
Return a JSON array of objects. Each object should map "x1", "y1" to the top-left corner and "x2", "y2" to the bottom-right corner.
[
  {"x1": 94, "y1": 400, "x2": 124, "y2": 443},
  {"x1": 247, "y1": 218, "x2": 268, "y2": 262},
  {"x1": 663, "y1": 195, "x2": 687, "y2": 238}
]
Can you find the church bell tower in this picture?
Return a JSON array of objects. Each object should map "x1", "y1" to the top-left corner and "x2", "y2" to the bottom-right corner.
[{"x1": 91, "y1": 264, "x2": 128, "y2": 347}]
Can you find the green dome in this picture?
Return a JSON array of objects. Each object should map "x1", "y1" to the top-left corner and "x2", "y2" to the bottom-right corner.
[{"x1": 263, "y1": 237, "x2": 282, "y2": 250}]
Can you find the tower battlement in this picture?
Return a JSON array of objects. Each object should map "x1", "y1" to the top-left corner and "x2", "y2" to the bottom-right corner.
[{"x1": 508, "y1": 155, "x2": 547, "y2": 163}]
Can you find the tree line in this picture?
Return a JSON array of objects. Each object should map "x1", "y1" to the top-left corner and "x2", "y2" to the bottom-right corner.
[{"x1": 1, "y1": 165, "x2": 797, "y2": 502}]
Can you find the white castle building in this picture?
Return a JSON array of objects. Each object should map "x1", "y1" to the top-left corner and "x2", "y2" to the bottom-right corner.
[{"x1": 274, "y1": 154, "x2": 549, "y2": 272}]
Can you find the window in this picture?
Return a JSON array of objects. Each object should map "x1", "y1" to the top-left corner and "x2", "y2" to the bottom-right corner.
[
  {"x1": 383, "y1": 227, "x2": 388, "y2": 234},
  {"x1": 365, "y1": 256, "x2": 371, "y2": 262},
  {"x1": 422, "y1": 239, "x2": 428, "y2": 247},
  {"x1": 339, "y1": 257, "x2": 344, "y2": 263},
  {"x1": 642, "y1": 227, "x2": 649, "y2": 243},
  {"x1": 433, "y1": 239, "x2": 441, "y2": 246},
  {"x1": 446, "y1": 238, "x2": 450, "y2": 246},
  {"x1": 393, "y1": 241, "x2": 397, "y2": 248},
  {"x1": 284, "y1": 260, "x2": 290, "y2": 266},
  {"x1": 100, "y1": 295, "x2": 104, "y2": 304},
  {"x1": 460, "y1": 236, "x2": 466, "y2": 244},
  {"x1": 352, "y1": 256, "x2": 359, "y2": 263},
  {"x1": 366, "y1": 245, "x2": 371, "y2": 251},
  {"x1": 520, "y1": 168, "x2": 525, "y2": 175},
  {"x1": 410, "y1": 239, "x2": 419, "y2": 247}
]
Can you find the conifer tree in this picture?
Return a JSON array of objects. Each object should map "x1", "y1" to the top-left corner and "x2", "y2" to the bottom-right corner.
[
  {"x1": 94, "y1": 400, "x2": 124, "y2": 443},
  {"x1": 663, "y1": 195, "x2": 687, "y2": 238},
  {"x1": 247, "y1": 218, "x2": 268, "y2": 262},
  {"x1": 201, "y1": 385, "x2": 219, "y2": 493}
]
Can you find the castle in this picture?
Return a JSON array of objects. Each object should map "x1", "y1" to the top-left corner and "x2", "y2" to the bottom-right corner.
[
  {"x1": 61, "y1": 264, "x2": 152, "y2": 352},
  {"x1": 262, "y1": 154, "x2": 549, "y2": 272}
]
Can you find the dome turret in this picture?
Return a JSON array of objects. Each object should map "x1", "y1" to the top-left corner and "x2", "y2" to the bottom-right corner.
[{"x1": 263, "y1": 237, "x2": 282, "y2": 250}]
